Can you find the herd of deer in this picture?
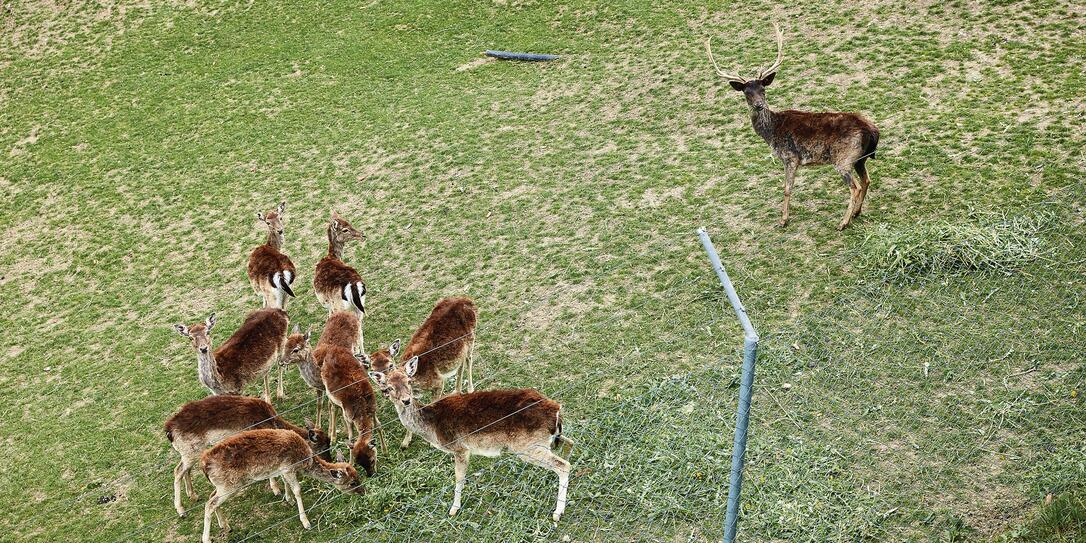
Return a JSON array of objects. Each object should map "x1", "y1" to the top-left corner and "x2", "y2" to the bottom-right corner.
[
  {"x1": 158, "y1": 22, "x2": 877, "y2": 542},
  {"x1": 166, "y1": 207, "x2": 573, "y2": 542}
]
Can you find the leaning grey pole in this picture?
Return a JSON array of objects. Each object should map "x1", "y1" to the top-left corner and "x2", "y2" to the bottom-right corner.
[{"x1": 697, "y1": 228, "x2": 759, "y2": 543}]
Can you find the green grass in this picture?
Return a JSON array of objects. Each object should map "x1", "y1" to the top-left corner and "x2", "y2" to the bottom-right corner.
[{"x1": 1, "y1": 0, "x2": 1084, "y2": 542}]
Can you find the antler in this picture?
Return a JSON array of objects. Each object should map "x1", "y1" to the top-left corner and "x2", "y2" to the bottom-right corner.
[
  {"x1": 705, "y1": 36, "x2": 748, "y2": 84},
  {"x1": 756, "y1": 22, "x2": 784, "y2": 79}
]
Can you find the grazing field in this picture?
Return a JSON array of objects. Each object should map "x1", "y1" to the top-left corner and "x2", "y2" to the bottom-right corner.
[{"x1": 1, "y1": 1, "x2": 1084, "y2": 542}]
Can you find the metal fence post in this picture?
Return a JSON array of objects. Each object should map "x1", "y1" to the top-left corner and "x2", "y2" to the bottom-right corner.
[{"x1": 696, "y1": 228, "x2": 760, "y2": 543}]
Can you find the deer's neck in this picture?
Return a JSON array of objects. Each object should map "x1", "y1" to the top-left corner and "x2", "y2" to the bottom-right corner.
[
  {"x1": 266, "y1": 229, "x2": 283, "y2": 250},
  {"x1": 197, "y1": 351, "x2": 226, "y2": 394},
  {"x1": 305, "y1": 457, "x2": 337, "y2": 481},
  {"x1": 392, "y1": 402, "x2": 440, "y2": 446},
  {"x1": 298, "y1": 353, "x2": 323, "y2": 390},
  {"x1": 327, "y1": 228, "x2": 346, "y2": 259},
  {"x1": 750, "y1": 106, "x2": 777, "y2": 143}
]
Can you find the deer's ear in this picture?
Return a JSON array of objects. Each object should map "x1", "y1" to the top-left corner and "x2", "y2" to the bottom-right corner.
[
  {"x1": 292, "y1": 323, "x2": 301, "y2": 335},
  {"x1": 729, "y1": 80, "x2": 746, "y2": 92},
  {"x1": 257, "y1": 212, "x2": 267, "y2": 223},
  {"x1": 277, "y1": 201, "x2": 286, "y2": 215},
  {"x1": 205, "y1": 313, "x2": 216, "y2": 331},
  {"x1": 760, "y1": 72, "x2": 775, "y2": 86},
  {"x1": 174, "y1": 324, "x2": 190, "y2": 337},
  {"x1": 368, "y1": 371, "x2": 386, "y2": 386},
  {"x1": 335, "y1": 450, "x2": 345, "y2": 464},
  {"x1": 404, "y1": 356, "x2": 419, "y2": 377},
  {"x1": 303, "y1": 326, "x2": 312, "y2": 342},
  {"x1": 389, "y1": 339, "x2": 400, "y2": 358}
]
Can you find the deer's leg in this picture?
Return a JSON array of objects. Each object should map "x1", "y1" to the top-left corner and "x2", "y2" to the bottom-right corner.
[
  {"x1": 328, "y1": 401, "x2": 338, "y2": 443},
  {"x1": 174, "y1": 461, "x2": 187, "y2": 517},
  {"x1": 268, "y1": 475, "x2": 282, "y2": 496},
  {"x1": 400, "y1": 425, "x2": 414, "y2": 449},
  {"x1": 202, "y1": 490, "x2": 230, "y2": 543},
  {"x1": 282, "y1": 472, "x2": 311, "y2": 529},
  {"x1": 838, "y1": 170, "x2": 858, "y2": 230},
  {"x1": 449, "y1": 451, "x2": 470, "y2": 517},
  {"x1": 276, "y1": 364, "x2": 286, "y2": 400},
  {"x1": 779, "y1": 161, "x2": 798, "y2": 227},
  {"x1": 454, "y1": 362, "x2": 464, "y2": 395},
  {"x1": 466, "y1": 338, "x2": 475, "y2": 393},
  {"x1": 854, "y1": 158, "x2": 871, "y2": 217},
  {"x1": 374, "y1": 412, "x2": 388, "y2": 454},
  {"x1": 519, "y1": 445, "x2": 572, "y2": 523},
  {"x1": 315, "y1": 390, "x2": 323, "y2": 429},
  {"x1": 344, "y1": 408, "x2": 354, "y2": 442},
  {"x1": 357, "y1": 317, "x2": 365, "y2": 355}
]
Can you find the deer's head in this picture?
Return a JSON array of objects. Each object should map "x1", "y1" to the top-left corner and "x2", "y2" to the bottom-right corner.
[
  {"x1": 350, "y1": 436, "x2": 378, "y2": 477},
  {"x1": 356, "y1": 339, "x2": 399, "y2": 373},
  {"x1": 324, "y1": 450, "x2": 364, "y2": 494},
  {"x1": 707, "y1": 23, "x2": 784, "y2": 111},
  {"x1": 257, "y1": 201, "x2": 286, "y2": 245},
  {"x1": 304, "y1": 417, "x2": 333, "y2": 462},
  {"x1": 284, "y1": 324, "x2": 312, "y2": 366},
  {"x1": 369, "y1": 352, "x2": 419, "y2": 408},
  {"x1": 329, "y1": 210, "x2": 366, "y2": 247},
  {"x1": 174, "y1": 314, "x2": 216, "y2": 356}
]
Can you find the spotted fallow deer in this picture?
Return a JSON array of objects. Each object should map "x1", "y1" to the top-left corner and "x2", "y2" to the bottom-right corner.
[
  {"x1": 248, "y1": 202, "x2": 297, "y2": 310},
  {"x1": 320, "y1": 343, "x2": 392, "y2": 476},
  {"x1": 164, "y1": 395, "x2": 331, "y2": 517},
  {"x1": 200, "y1": 429, "x2": 362, "y2": 543},
  {"x1": 282, "y1": 324, "x2": 325, "y2": 426},
  {"x1": 313, "y1": 211, "x2": 368, "y2": 352},
  {"x1": 390, "y1": 296, "x2": 478, "y2": 449},
  {"x1": 174, "y1": 309, "x2": 289, "y2": 403},
  {"x1": 707, "y1": 23, "x2": 880, "y2": 229},
  {"x1": 370, "y1": 358, "x2": 574, "y2": 522}
]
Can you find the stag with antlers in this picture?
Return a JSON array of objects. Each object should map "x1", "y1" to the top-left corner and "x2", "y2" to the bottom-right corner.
[{"x1": 707, "y1": 24, "x2": 880, "y2": 230}]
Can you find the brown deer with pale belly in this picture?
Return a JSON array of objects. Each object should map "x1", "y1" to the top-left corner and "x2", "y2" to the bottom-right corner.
[
  {"x1": 313, "y1": 211, "x2": 367, "y2": 352},
  {"x1": 320, "y1": 343, "x2": 393, "y2": 476},
  {"x1": 303, "y1": 311, "x2": 363, "y2": 431},
  {"x1": 370, "y1": 357, "x2": 574, "y2": 522},
  {"x1": 164, "y1": 395, "x2": 331, "y2": 517},
  {"x1": 200, "y1": 429, "x2": 362, "y2": 543},
  {"x1": 174, "y1": 309, "x2": 288, "y2": 402},
  {"x1": 707, "y1": 23, "x2": 880, "y2": 229},
  {"x1": 390, "y1": 296, "x2": 478, "y2": 449},
  {"x1": 248, "y1": 201, "x2": 297, "y2": 310}
]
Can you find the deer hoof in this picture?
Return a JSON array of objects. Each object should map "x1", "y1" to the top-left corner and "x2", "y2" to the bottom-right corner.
[
  {"x1": 449, "y1": 505, "x2": 460, "y2": 517},
  {"x1": 302, "y1": 519, "x2": 312, "y2": 530},
  {"x1": 776, "y1": 220, "x2": 789, "y2": 228},
  {"x1": 837, "y1": 222, "x2": 849, "y2": 231},
  {"x1": 552, "y1": 510, "x2": 563, "y2": 523}
]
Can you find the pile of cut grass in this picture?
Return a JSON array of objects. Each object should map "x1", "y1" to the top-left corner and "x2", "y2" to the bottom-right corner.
[{"x1": 858, "y1": 208, "x2": 1057, "y2": 282}]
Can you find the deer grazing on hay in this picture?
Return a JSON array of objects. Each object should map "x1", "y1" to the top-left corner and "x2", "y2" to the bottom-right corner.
[
  {"x1": 200, "y1": 429, "x2": 362, "y2": 543},
  {"x1": 389, "y1": 296, "x2": 478, "y2": 449},
  {"x1": 313, "y1": 211, "x2": 368, "y2": 352},
  {"x1": 174, "y1": 309, "x2": 289, "y2": 402},
  {"x1": 164, "y1": 395, "x2": 331, "y2": 517},
  {"x1": 707, "y1": 23, "x2": 880, "y2": 230},
  {"x1": 248, "y1": 201, "x2": 297, "y2": 310},
  {"x1": 369, "y1": 357, "x2": 574, "y2": 522}
]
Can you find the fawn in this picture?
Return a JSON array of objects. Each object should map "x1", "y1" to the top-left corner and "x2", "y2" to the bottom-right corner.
[
  {"x1": 320, "y1": 343, "x2": 392, "y2": 476},
  {"x1": 391, "y1": 296, "x2": 478, "y2": 448},
  {"x1": 313, "y1": 211, "x2": 367, "y2": 352},
  {"x1": 174, "y1": 309, "x2": 289, "y2": 402},
  {"x1": 248, "y1": 201, "x2": 297, "y2": 309},
  {"x1": 707, "y1": 23, "x2": 880, "y2": 229},
  {"x1": 370, "y1": 357, "x2": 574, "y2": 522},
  {"x1": 200, "y1": 429, "x2": 362, "y2": 543},
  {"x1": 164, "y1": 395, "x2": 330, "y2": 517}
]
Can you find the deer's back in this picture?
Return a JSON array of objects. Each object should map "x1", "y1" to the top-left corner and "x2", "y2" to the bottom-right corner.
[
  {"x1": 201, "y1": 429, "x2": 310, "y2": 486},
  {"x1": 316, "y1": 312, "x2": 360, "y2": 352},
  {"x1": 214, "y1": 308, "x2": 288, "y2": 387},
  {"x1": 771, "y1": 110, "x2": 878, "y2": 165},
  {"x1": 320, "y1": 346, "x2": 376, "y2": 419},
  {"x1": 423, "y1": 388, "x2": 559, "y2": 451},
  {"x1": 402, "y1": 297, "x2": 477, "y2": 379},
  {"x1": 165, "y1": 395, "x2": 278, "y2": 443},
  {"x1": 314, "y1": 255, "x2": 362, "y2": 293},
  {"x1": 247, "y1": 245, "x2": 295, "y2": 282}
]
